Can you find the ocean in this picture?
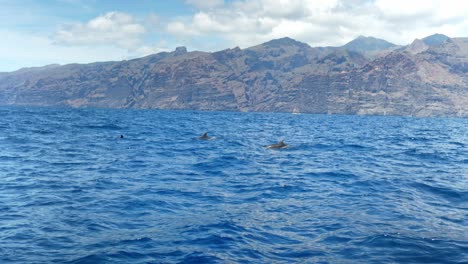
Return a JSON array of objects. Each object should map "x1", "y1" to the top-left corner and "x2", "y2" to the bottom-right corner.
[{"x1": 0, "y1": 106, "x2": 466, "y2": 263}]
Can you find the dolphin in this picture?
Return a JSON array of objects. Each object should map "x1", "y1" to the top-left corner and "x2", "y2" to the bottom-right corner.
[
  {"x1": 265, "y1": 140, "x2": 288, "y2": 149},
  {"x1": 197, "y1": 132, "x2": 212, "y2": 140}
]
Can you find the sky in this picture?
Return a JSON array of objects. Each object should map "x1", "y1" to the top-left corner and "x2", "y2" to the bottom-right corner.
[{"x1": 1, "y1": 0, "x2": 467, "y2": 72}]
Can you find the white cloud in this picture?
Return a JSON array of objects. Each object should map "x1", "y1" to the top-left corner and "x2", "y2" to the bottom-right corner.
[
  {"x1": 168, "y1": 0, "x2": 352, "y2": 47},
  {"x1": 185, "y1": 0, "x2": 224, "y2": 10},
  {"x1": 145, "y1": 13, "x2": 161, "y2": 31},
  {"x1": 3, "y1": 0, "x2": 468, "y2": 71},
  {"x1": 166, "y1": 0, "x2": 468, "y2": 49},
  {"x1": 375, "y1": 0, "x2": 436, "y2": 19},
  {"x1": 0, "y1": 29, "x2": 174, "y2": 72},
  {"x1": 135, "y1": 41, "x2": 171, "y2": 56},
  {"x1": 53, "y1": 12, "x2": 146, "y2": 49},
  {"x1": 0, "y1": 30, "x2": 130, "y2": 72}
]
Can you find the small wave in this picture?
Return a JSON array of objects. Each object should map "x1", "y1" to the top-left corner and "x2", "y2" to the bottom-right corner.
[
  {"x1": 244, "y1": 231, "x2": 302, "y2": 246},
  {"x1": 77, "y1": 124, "x2": 124, "y2": 130},
  {"x1": 402, "y1": 148, "x2": 452, "y2": 162},
  {"x1": 290, "y1": 142, "x2": 335, "y2": 151},
  {"x1": 181, "y1": 235, "x2": 237, "y2": 250},
  {"x1": 412, "y1": 182, "x2": 467, "y2": 204},
  {"x1": 320, "y1": 234, "x2": 353, "y2": 244},
  {"x1": 304, "y1": 170, "x2": 359, "y2": 181},
  {"x1": 67, "y1": 254, "x2": 107, "y2": 264},
  {"x1": 0, "y1": 155, "x2": 22, "y2": 161},
  {"x1": 343, "y1": 143, "x2": 371, "y2": 150},
  {"x1": 182, "y1": 221, "x2": 248, "y2": 236},
  {"x1": 192, "y1": 155, "x2": 247, "y2": 170},
  {"x1": 408, "y1": 136, "x2": 432, "y2": 142},
  {"x1": 271, "y1": 249, "x2": 326, "y2": 259},
  {"x1": 180, "y1": 251, "x2": 224, "y2": 264},
  {"x1": 449, "y1": 141, "x2": 465, "y2": 147},
  {"x1": 30, "y1": 129, "x2": 55, "y2": 135},
  {"x1": 353, "y1": 234, "x2": 466, "y2": 263}
]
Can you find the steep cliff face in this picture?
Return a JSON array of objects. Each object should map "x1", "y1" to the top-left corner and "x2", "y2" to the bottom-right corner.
[
  {"x1": 296, "y1": 38, "x2": 468, "y2": 117},
  {"x1": 0, "y1": 36, "x2": 466, "y2": 117}
]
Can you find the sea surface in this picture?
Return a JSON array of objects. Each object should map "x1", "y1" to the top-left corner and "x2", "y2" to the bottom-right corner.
[{"x1": 0, "y1": 106, "x2": 467, "y2": 263}]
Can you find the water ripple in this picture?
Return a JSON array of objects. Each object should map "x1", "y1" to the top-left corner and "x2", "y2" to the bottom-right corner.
[{"x1": 0, "y1": 106, "x2": 467, "y2": 263}]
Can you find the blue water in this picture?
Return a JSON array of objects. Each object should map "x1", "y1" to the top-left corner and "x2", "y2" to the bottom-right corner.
[{"x1": 0, "y1": 107, "x2": 467, "y2": 263}]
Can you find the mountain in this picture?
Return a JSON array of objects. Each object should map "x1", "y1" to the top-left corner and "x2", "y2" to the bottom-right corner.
[
  {"x1": 323, "y1": 38, "x2": 467, "y2": 116},
  {"x1": 0, "y1": 35, "x2": 466, "y2": 117},
  {"x1": 342, "y1": 36, "x2": 398, "y2": 53},
  {"x1": 403, "y1": 39, "x2": 429, "y2": 54},
  {"x1": 399, "y1": 34, "x2": 451, "y2": 55},
  {"x1": 422, "y1": 33, "x2": 449, "y2": 46}
]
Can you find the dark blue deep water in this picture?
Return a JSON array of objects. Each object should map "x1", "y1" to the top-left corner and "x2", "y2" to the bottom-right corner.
[{"x1": 0, "y1": 107, "x2": 467, "y2": 263}]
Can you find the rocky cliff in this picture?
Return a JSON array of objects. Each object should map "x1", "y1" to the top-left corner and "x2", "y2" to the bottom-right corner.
[{"x1": 0, "y1": 35, "x2": 466, "y2": 117}]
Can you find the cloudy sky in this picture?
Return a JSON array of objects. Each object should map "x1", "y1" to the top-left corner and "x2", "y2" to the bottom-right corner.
[{"x1": 1, "y1": 0, "x2": 467, "y2": 71}]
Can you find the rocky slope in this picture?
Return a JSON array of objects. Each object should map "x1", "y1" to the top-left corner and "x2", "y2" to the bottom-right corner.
[{"x1": 0, "y1": 35, "x2": 466, "y2": 117}]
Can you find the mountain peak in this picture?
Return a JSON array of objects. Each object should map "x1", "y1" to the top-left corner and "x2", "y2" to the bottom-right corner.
[
  {"x1": 173, "y1": 46, "x2": 188, "y2": 55},
  {"x1": 343, "y1": 36, "x2": 397, "y2": 53},
  {"x1": 422, "y1": 33, "x2": 449, "y2": 46},
  {"x1": 262, "y1": 37, "x2": 310, "y2": 48}
]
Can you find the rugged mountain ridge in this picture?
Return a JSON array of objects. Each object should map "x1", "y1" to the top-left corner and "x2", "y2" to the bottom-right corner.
[{"x1": 0, "y1": 35, "x2": 467, "y2": 117}]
